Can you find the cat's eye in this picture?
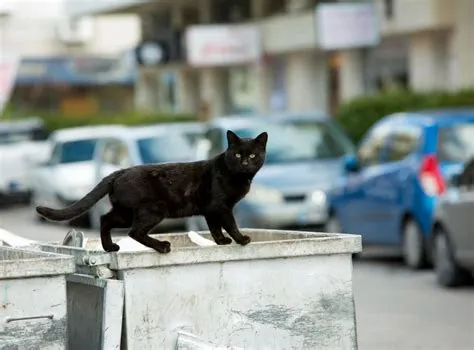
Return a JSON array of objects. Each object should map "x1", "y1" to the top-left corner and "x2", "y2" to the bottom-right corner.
[
  {"x1": 249, "y1": 154, "x2": 255, "y2": 159},
  {"x1": 235, "y1": 153, "x2": 241, "y2": 158}
]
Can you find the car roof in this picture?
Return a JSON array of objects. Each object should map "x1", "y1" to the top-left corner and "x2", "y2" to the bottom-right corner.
[
  {"x1": 129, "y1": 122, "x2": 204, "y2": 137},
  {"x1": 385, "y1": 108, "x2": 474, "y2": 126},
  {"x1": 0, "y1": 117, "x2": 44, "y2": 133},
  {"x1": 51, "y1": 125, "x2": 128, "y2": 142}
]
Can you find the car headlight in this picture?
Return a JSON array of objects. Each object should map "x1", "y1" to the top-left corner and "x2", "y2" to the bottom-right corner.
[
  {"x1": 309, "y1": 189, "x2": 327, "y2": 207},
  {"x1": 246, "y1": 185, "x2": 283, "y2": 205}
]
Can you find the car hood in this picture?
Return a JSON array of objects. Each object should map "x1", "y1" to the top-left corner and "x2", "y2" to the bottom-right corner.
[{"x1": 253, "y1": 159, "x2": 344, "y2": 194}]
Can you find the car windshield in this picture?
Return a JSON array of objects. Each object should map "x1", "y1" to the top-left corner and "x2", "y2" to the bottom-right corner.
[
  {"x1": 137, "y1": 133, "x2": 194, "y2": 164},
  {"x1": 437, "y1": 123, "x2": 474, "y2": 162},
  {"x1": 59, "y1": 139, "x2": 98, "y2": 163},
  {"x1": 233, "y1": 121, "x2": 354, "y2": 164}
]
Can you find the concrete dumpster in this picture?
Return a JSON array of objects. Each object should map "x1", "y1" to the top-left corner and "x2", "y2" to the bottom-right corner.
[
  {"x1": 40, "y1": 229, "x2": 362, "y2": 350},
  {"x1": 0, "y1": 246, "x2": 76, "y2": 349}
]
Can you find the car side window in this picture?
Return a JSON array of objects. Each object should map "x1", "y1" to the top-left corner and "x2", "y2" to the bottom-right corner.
[
  {"x1": 357, "y1": 124, "x2": 391, "y2": 167},
  {"x1": 207, "y1": 128, "x2": 224, "y2": 158},
  {"x1": 386, "y1": 125, "x2": 421, "y2": 162},
  {"x1": 101, "y1": 139, "x2": 130, "y2": 167}
]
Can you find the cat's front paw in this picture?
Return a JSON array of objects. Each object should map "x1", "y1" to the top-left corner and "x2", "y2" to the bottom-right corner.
[
  {"x1": 104, "y1": 243, "x2": 120, "y2": 252},
  {"x1": 155, "y1": 241, "x2": 171, "y2": 254},
  {"x1": 236, "y1": 235, "x2": 251, "y2": 246},
  {"x1": 216, "y1": 236, "x2": 232, "y2": 245}
]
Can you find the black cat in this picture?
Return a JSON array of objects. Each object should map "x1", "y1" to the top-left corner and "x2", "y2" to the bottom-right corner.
[{"x1": 36, "y1": 130, "x2": 268, "y2": 254}]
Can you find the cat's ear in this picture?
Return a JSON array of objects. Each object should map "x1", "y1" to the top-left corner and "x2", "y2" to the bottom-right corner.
[
  {"x1": 254, "y1": 132, "x2": 268, "y2": 148},
  {"x1": 226, "y1": 130, "x2": 241, "y2": 146}
]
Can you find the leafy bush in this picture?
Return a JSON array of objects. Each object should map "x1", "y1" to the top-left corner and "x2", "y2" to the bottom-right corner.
[
  {"x1": 2, "y1": 109, "x2": 197, "y2": 131},
  {"x1": 336, "y1": 89, "x2": 474, "y2": 143}
]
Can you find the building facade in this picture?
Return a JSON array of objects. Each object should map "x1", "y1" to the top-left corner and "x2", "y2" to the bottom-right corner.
[
  {"x1": 66, "y1": 0, "x2": 474, "y2": 117},
  {"x1": 1, "y1": 0, "x2": 142, "y2": 114}
]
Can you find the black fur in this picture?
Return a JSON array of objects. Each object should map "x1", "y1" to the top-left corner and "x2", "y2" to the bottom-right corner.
[{"x1": 36, "y1": 130, "x2": 268, "y2": 253}]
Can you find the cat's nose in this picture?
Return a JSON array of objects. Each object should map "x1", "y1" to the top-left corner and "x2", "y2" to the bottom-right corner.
[{"x1": 242, "y1": 160, "x2": 248, "y2": 166}]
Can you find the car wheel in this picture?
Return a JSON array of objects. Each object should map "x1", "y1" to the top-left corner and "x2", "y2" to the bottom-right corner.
[
  {"x1": 402, "y1": 219, "x2": 427, "y2": 269},
  {"x1": 69, "y1": 213, "x2": 92, "y2": 229},
  {"x1": 433, "y1": 226, "x2": 471, "y2": 287}
]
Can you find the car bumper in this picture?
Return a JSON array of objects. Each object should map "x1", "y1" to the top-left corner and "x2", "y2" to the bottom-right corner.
[{"x1": 236, "y1": 202, "x2": 328, "y2": 229}]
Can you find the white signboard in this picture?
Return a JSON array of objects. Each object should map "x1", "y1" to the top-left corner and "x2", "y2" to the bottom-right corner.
[
  {"x1": 186, "y1": 24, "x2": 262, "y2": 67},
  {"x1": 316, "y1": 3, "x2": 380, "y2": 50},
  {"x1": 0, "y1": 53, "x2": 20, "y2": 115}
]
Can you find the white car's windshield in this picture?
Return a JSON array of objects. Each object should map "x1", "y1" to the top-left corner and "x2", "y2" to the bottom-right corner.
[
  {"x1": 233, "y1": 121, "x2": 353, "y2": 164},
  {"x1": 137, "y1": 133, "x2": 194, "y2": 164}
]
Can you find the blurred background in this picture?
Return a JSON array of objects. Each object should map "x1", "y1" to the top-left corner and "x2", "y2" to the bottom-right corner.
[{"x1": 0, "y1": 1, "x2": 473, "y2": 349}]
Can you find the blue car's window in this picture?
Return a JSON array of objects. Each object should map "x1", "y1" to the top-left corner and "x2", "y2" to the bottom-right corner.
[
  {"x1": 137, "y1": 133, "x2": 193, "y2": 164},
  {"x1": 59, "y1": 139, "x2": 98, "y2": 163},
  {"x1": 438, "y1": 123, "x2": 474, "y2": 163},
  {"x1": 233, "y1": 121, "x2": 352, "y2": 164}
]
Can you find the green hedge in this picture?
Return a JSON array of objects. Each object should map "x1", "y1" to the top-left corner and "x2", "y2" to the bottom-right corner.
[
  {"x1": 2, "y1": 109, "x2": 197, "y2": 131},
  {"x1": 335, "y1": 89, "x2": 474, "y2": 144}
]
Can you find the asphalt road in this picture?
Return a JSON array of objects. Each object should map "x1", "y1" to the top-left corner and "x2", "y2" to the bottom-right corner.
[{"x1": 1, "y1": 205, "x2": 473, "y2": 350}]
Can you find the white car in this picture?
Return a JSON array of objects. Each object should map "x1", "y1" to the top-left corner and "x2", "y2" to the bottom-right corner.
[
  {"x1": 0, "y1": 117, "x2": 50, "y2": 205},
  {"x1": 89, "y1": 123, "x2": 201, "y2": 230},
  {"x1": 30, "y1": 125, "x2": 128, "y2": 227}
]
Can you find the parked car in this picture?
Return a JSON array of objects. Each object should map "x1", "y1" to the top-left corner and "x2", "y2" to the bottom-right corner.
[
  {"x1": 326, "y1": 108, "x2": 474, "y2": 269},
  {"x1": 0, "y1": 117, "x2": 50, "y2": 205},
  {"x1": 188, "y1": 114, "x2": 355, "y2": 231},
  {"x1": 30, "y1": 125, "x2": 128, "y2": 227},
  {"x1": 89, "y1": 123, "x2": 200, "y2": 230},
  {"x1": 431, "y1": 159, "x2": 474, "y2": 287}
]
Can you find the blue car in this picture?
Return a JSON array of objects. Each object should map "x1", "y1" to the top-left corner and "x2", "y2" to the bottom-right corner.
[{"x1": 327, "y1": 109, "x2": 474, "y2": 269}]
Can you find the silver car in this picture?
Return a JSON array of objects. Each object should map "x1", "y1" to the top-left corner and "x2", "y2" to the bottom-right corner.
[
  {"x1": 432, "y1": 169, "x2": 474, "y2": 287},
  {"x1": 188, "y1": 114, "x2": 355, "y2": 231}
]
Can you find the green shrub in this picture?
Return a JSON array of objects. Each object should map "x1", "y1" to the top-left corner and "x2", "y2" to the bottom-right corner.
[
  {"x1": 336, "y1": 89, "x2": 474, "y2": 144},
  {"x1": 2, "y1": 109, "x2": 197, "y2": 131}
]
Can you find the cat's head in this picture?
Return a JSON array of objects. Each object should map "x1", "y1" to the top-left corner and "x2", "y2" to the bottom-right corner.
[{"x1": 224, "y1": 130, "x2": 268, "y2": 174}]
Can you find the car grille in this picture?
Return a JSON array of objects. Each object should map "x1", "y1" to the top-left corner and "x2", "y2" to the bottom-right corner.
[{"x1": 284, "y1": 194, "x2": 306, "y2": 202}]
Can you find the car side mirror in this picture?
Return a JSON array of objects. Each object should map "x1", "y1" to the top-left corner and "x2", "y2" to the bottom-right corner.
[{"x1": 344, "y1": 154, "x2": 359, "y2": 173}]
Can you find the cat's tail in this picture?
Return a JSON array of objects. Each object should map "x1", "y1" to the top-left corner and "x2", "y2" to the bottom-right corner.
[{"x1": 36, "y1": 170, "x2": 126, "y2": 222}]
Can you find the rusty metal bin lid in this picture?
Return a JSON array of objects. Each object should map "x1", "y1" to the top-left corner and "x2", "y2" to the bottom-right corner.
[
  {"x1": 0, "y1": 246, "x2": 76, "y2": 279},
  {"x1": 38, "y1": 229, "x2": 361, "y2": 271}
]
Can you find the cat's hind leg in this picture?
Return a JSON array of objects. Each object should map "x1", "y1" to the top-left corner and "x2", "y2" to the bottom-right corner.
[
  {"x1": 204, "y1": 214, "x2": 232, "y2": 245},
  {"x1": 127, "y1": 206, "x2": 171, "y2": 253},
  {"x1": 100, "y1": 205, "x2": 133, "y2": 252}
]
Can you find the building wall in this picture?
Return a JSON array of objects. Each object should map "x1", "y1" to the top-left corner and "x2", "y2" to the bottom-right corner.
[{"x1": 0, "y1": 0, "x2": 140, "y2": 58}]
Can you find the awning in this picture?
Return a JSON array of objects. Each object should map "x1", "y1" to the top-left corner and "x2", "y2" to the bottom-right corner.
[{"x1": 15, "y1": 53, "x2": 138, "y2": 86}]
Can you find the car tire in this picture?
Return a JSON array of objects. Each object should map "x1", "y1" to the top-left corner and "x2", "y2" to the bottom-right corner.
[
  {"x1": 69, "y1": 213, "x2": 92, "y2": 229},
  {"x1": 433, "y1": 226, "x2": 471, "y2": 287},
  {"x1": 402, "y1": 219, "x2": 428, "y2": 270}
]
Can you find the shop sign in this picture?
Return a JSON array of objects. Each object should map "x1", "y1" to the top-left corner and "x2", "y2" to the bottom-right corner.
[
  {"x1": 315, "y1": 3, "x2": 380, "y2": 50},
  {"x1": 186, "y1": 24, "x2": 262, "y2": 67}
]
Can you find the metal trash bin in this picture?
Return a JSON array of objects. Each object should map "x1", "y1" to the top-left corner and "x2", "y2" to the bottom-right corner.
[
  {"x1": 40, "y1": 229, "x2": 362, "y2": 350},
  {"x1": 0, "y1": 246, "x2": 75, "y2": 349}
]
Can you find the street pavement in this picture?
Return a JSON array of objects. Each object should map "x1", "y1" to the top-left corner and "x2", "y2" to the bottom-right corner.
[{"x1": 1, "y1": 205, "x2": 473, "y2": 350}]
